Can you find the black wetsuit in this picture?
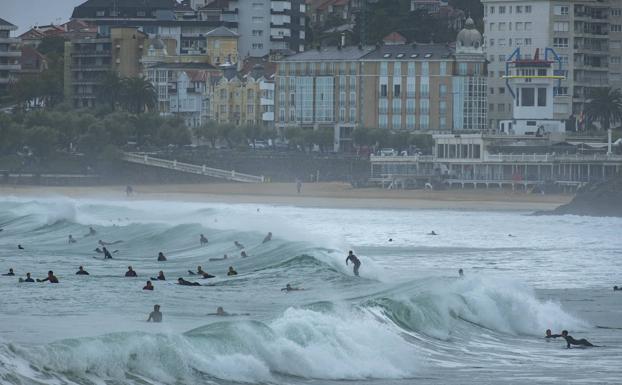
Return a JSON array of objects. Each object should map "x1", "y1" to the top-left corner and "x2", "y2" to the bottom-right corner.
[
  {"x1": 227, "y1": 270, "x2": 238, "y2": 276},
  {"x1": 125, "y1": 270, "x2": 137, "y2": 277},
  {"x1": 2, "y1": 272, "x2": 15, "y2": 276},
  {"x1": 76, "y1": 270, "x2": 89, "y2": 275},
  {"x1": 178, "y1": 279, "x2": 201, "y2": 286},
  {"x1": 158, "y1": 255, "x2": 167, "y2": 261},
  {"x1": 545, "y1": 334, "x2": 562, "y2": 339},
  {"x1": 153, "y1": 275, "x2": 165, "y2": 281},
  {"x1": 22, "y1": 277, "x2": 35, "y2": 282},
  {"x1": 103, "y1": 248, "x2": 113, "y2": 259},
  {"x1": 201, "y1": 273, "x2": 215, "y2": 279},
  {"x1": 563, "y1": 335, "x2": 594, "y2": 348},
  {"x1": 346, "y1": 254, "x2": 361, "y2": 276}
]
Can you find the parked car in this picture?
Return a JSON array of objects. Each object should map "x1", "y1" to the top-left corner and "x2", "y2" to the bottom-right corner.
[{"x1": 379, "y1": 148, "x2": 397, "y2": 156}]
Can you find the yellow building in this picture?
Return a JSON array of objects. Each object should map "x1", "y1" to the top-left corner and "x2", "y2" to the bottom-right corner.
[
  {"x1": 210, "y1": 64, "x2": 266, "y2": 126},
  {"x1": 110, "y1": 27, "x2": 147, "y2": 77},
  {"x1": 205, "y1": 27, "x2": 239, "y2": 67}
]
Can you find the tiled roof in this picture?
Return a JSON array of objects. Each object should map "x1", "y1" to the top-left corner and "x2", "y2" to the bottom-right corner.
[
  {"x1": 205, "y1": 26, "x2": 239, "y2": 38},
  {"x1": 362, "y1": 42, "x2": 454, "y2": 60},
  {"x1": 279, "y1": 45, "x2": 374, "y2": 61}
]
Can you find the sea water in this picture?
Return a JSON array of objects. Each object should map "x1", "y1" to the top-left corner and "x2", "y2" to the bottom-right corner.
[{"x1": 0, "y1": 197, "x2": 621, "y2": 384}]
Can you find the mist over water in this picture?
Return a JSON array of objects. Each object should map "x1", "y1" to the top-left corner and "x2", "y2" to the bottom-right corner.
[{"x1": 0, "y1": 197, "x2": 621, "y2": 384}]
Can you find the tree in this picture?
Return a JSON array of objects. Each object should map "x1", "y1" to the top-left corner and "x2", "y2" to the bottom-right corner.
[
  {"x1": 97, "y1": 72, "x2": 124, "y2": 111},
  {"x1": 313, "y1": 127, "x2": 334, "y2": 152},
  {"x1": 25, "y1": 125, "x2": 59, "y2": 157},
  {"x1": 585, "y1": 87, "x2": 622, "y2": 131},
  {"x1": 194, "y1": 120, "x2": 220, "y2": 147},
  {"x1": 120, "y1": 77, "x2": 157, "y2": 114}
]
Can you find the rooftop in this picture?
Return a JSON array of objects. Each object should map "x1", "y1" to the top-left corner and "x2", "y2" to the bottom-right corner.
[
  {"x1": 0, "y1": 18, "x2": 17, "y2": 29},
  {"x1": 363, "y1": 42, "x2": 453, "y2": 60},
  {"x1": 205, "y1": 26, "x2": 239, "y2": 38},
  {"x1": 279, "y1": 45, "x2": 374, "y2": 62}
]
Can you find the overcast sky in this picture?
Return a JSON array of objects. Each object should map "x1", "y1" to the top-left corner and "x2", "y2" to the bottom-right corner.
[{"x1": 2, "y1": 0, "x2": 85, "y2": 34}]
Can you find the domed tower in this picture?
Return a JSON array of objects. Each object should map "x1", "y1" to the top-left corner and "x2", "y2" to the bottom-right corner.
[{"x1": 456, "y1": 18, "x2": 483, "y2": 54}]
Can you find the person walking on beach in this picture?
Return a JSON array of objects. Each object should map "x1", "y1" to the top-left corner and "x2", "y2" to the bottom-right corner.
[
  {"x1": 296, "y1": 178, "x2": 302, "y2": 194},
  {"x1": 345, "y1": 250, "x2": 361, "y2": 276}
]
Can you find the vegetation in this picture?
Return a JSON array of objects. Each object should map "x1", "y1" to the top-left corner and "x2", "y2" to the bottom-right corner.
[
  {"x1": 352, "y1": 127, "x2": 433, "y2": 152},
  {"x1": 585, "y1": 87, "x2": 622, "y2": 131}
]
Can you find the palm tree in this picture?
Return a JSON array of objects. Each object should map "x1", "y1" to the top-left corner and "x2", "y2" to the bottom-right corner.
[
  {"x1": 585, "y1": 87, "x2": 622, "y2": 131},
  {"x1": 121, "y1": 77, "x2": 157, "y2": 114},
  {"x1": 97, "y1": 71, "x2": 124, "y2": 111}
]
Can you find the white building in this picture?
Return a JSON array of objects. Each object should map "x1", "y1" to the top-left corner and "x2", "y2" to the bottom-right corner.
[
  {"x1": 260, "y1": 79, "x2": 275, "y2": 126},
  {"x1": 0, "y1": 18, "x2": 20, "y2": 96},
  {"x1": 481, "y1": 0, "x2": 622, "y2": 130}
]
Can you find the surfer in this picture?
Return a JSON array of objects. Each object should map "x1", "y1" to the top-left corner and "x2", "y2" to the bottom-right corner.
[
  {"x1": 234, "y1": 241, "x2": 245, "y2": 249},
  {"x1": 85, "y1": 226, "x2": 96, "y2": 237},
  {"x1": 241, "y1": 251, "x2": 248, "y2": 258},
  {"x1": 37, "y1": 270, "x2": 59, "y2": 283},
  {"x1": 103, "y1": 247, "x2": 113, "y2": 259},
  {"x1": 545, "y1": 329, "x2": 562, "y2": 339},
  {"x1": 345, "y1": 250, "x2": 361, "y2": 276},
  {"x1": 178, "y1": 277, "x2": 201, "y2": 286},
  {"x1": 143, "y1": 281, "x2": 154, "y2": 291},
  {"x1": 18, "y1": 244, "x2": 24, "y2": 250},
  {"x1": 227, "y1": 266, "x2": 238, "y2": 276},
  {"x1": 19, "y1": 273, "x2": 34, "y2": 283},
  {"x1": 459, "y1": 268, "x2": 464, "y2": 277},
  {"x1": 147, "y1": 305, "x2": 162, "y2": 322},
  {"x1": 68, "y1": 234, "x2": 77, "y2": 244},
  {"x1": 157, "y1": 252, "x2": 167, "y2": 261},
  {"x1": 209, "y1": 254, "x2": 228, "y2": 261},
  {"x1": 151, "y1": 271, "x2": 166, "y2": 281},
  {"x1": 200, "y1": 234, "x2": 208, "y2": 246},
  {"x1": 281, "y1": 283, "x2": 303, "y2": 292},
  {"x1": 262, "y1": 232, "x2": 272, "y2": 243},
  {"x1": 2, "y1": 268, "x2": 15, "y2": 276},
  {"x1": 614, "y1": 286, "x2": 621, "y2": 291},
  {"x1": 76, "y1": 266, "x2": 89, "y2": 275},
  {"x1": 561, "y1": 330, "x2": 595, "y2": 348},
  {"x1": 99, "y1": 240, "x2": 123, "y2": 246},
  {"x1": 125, "y1": 266, "x2": 137, "y2": 277},
  {"x1": 428, "y1": 231, "x2": 438, "y2": 236}
]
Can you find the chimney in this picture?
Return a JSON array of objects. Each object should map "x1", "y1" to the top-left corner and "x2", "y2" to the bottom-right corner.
[{"x1": 341, "y1": 32, "x2": 346, "y2": 47}]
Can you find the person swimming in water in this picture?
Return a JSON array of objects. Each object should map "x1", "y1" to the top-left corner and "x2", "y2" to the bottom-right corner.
[
  {"x1": 125, "y1": 266, "x2": 137, "y2": 277},
  {"x1": 177, "y1": 278, "x2": 201, "y2": 286},
  {"x1": 428, "y1": 231, "x2": 438, "y2": 236},
  {"x1": 37, "y1": 270, "x2": 59, "y2": 283},
  {"x1": 157, "y1": 252, "x2": 167, "y2": 261},
  {"x1": 345, "y1": 250, "x2": 361, "y2": 276},
  {"x1": 188, "y1": 266, "x2": 214, "y2": 278},
  {"x1": 209, "y1": 254, "x2": 228, "y2": 261},
  {"x1": 207, "y1": 306, "x2": 250, "y2": 316},
  {"x1": 561, "y1": 330, "x2": 596, "y2": 348},
  {"x1": 458, "y1": 268, "x2": 464, "y2": 277},
  {"x1": 76, "y1": 266, "x2": 89, "y2": 275},
  {"x1": 281, "y1": 283, "x2": 304, "y2": 292},
  {"x1": 262, "y1": 232, "x2": 272, "y2": 243},
  {"x1": 68, "y1": 235, "x2": 77, "y2": 244},
  {"x1": 18, "y1": 244, "x2": 24, "y2": 250},
  {"x1": 234, "y1": 241, "x2": 245, "y2": 249},
  {"x1": 147, "y1": 305, "x2": 162, "y2": 322},
  {"x1": 143, "y1": 280, "x2": 154, "y2": 291},
  {"x1": 614, "y1": 286, "x2": 621, "y2": 291},
  {"x1": 85, "y1": 226, "x2": 96, "y2": 237},
  {"x1": 240, "y1": 251, "x2": 248, "y2": 258},
  {"x1": 103, "y1": 247, "x2": 113, "y2": 259},
  {"x1": 151, "y1": 271, "x2": 166, "y2": 281},
  {"x1": 2, "y1": 268, "x2": 15, "y2": 276},
  {"x1": 227, "y1": 266, "x2": 238, "y2": 276},
  {"x1": 200, "y1": 234, "x2": 208, "y2": 246},
  {"x1": 545, "y1": 329, "x2": 562, "y2": 339},
  {"x1": 19, "y1": 272, "x2": 34, "y2": 283}
]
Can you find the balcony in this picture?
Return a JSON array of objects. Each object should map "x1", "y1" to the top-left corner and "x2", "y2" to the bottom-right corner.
[
  {"x1": 71, "y1": 65, "x2": 111, "y2": 72},
  {"x1": 0, "y1": 51, "x2": 21, "y2": 57},
  {"x1": 72, "y1": 50, "x2": 111, "y2": 57},
  {"x1": 0, "y1": 37, "x2": 20, "y2": 44},
  {"x1": 0, "y1": 63, "x2": 20, "y2": 70}
]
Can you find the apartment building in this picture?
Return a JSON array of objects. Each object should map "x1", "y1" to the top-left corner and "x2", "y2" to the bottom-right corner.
[
  {"x1": 226, "y1": 0, "x2": 306, "y2": 57},
  {"x1": 0, "y1": 18, "x2": 21, "y2": 96},
  {"x1": 275, "y1": 20, "x2": 487, "y2": 151},
  {"x1": 482, "y1": 0, "x2": 622, "y2": 130}
]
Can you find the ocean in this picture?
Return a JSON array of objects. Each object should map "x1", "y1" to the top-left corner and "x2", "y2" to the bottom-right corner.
[{"x1": 0, "y1": 196, "x2": 621, "y2": 384}]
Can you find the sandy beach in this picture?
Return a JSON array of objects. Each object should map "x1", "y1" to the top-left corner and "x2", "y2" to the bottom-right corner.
[{"x1": 0, "y1": 183, "x2": 571, "y2": 211}]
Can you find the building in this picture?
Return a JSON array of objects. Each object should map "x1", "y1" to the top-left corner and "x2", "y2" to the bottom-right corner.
[
  {"x1": 482, "y1": 0, "x2": 622, "y2": 130},
  {"x1": 210, "y1": 63, "x2": 274, "y2": 126},
  {"x1": 226, "y1": 0, "x2": 307, "y2": 57},
  {"x1": 144, "y1": 62, "x2": 221, "y2": 127},
  {"x1": 275, "y1": 20, "x2": 487, "y2": 151},
  {"x1": 205, "y1": 26, "x2": 239, "y2": 66},
  {"x1": 0, "y1": 18, "x2": 21, "y2": 96}
]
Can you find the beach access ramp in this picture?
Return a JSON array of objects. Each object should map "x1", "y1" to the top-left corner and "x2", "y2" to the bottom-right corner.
[{"x1": 121, "y1": 152, "x2": 264, "y2": 183}]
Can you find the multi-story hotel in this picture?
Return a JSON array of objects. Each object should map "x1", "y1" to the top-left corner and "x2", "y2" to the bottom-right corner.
[
  {"x1": 482, "y1": 0, "x2": 622, "y2": 130},
  {"x1": 0, "y1": 18, "x2": 21, "y2": 96},
  {"x1": 275, "y1": 21, "x2": 487, "y2": 151}
]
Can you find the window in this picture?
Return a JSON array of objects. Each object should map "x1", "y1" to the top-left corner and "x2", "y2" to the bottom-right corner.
[
  {"x1": 489, "y1": 55, "x2": 495, "y2": 62},
  {"x1": 554, "y1": 87, "x2": 569, "y2": 96},
  {"x1": 490, "y1": 87, "x2": 495, "y2": 95},
  {"x1": 137, "y1": 11, "x2": 146, "y2": 17},
  {"x1": 499, "y1": 22, "x2": 506, "y2": 31},
  {"x1": 612, "y1": 25, "x2": 622, "y2": 33},
  {"x1": 252, "y1": 43, "x2": 264, "y2": 49},
  {"x1": 419, "y1": 99, "x2": 429, "y2": 114},
  {"x1": 490, "y1": 6, "x2": 495, "y2": 14},
  {"x1": 516, "y1": 5, "x2": 522, "y2": 13},
  {"x1": 498, "y1": 54, "x2": 505, "y2": 62},
  {"x1": 498, "y1": 103, "x2": 505, "y2": 112},
  {"x1": 613, "y1": 9, "x2": 622, "y2": 17},
  {"x1": 440, "y1": 61, "x2": 447, "y2": 75},
  {"x1": 459, "y1": 63, "x2": 467, "y2": 75},
  {"x1": 521, "y1": 88, "x2": 535, "y2": 106},
  {"x1": 499, "y1": 87, "x2": 505, "y2": 94},
  {"x1": 489, "y1": 23, "x2": 495, "y2": 31},
  {"x1": 489, "y1": 39, "x2": 494, "y2": 47},
  {"x1": 252, "y1": 16, "x2": 264, "y2": 23},
  {"x1": 516, "y1": 22, "x2": 523, "y2": 31},
  {"x1": 381, "y1": 84, "x2": 388, "y2": 97},
  {"x1": 96, "y1": 10, "x2": 105, "y2": 16},
  {"x1": 525, "y1": 5, "x2": 532, "y2": 13},
  {"x1": 489, "y1": 103, "x2": 495, "y2": 112},
  {"x1": 394, "y1": 84, "x2": 401, "y2": 97},
  {"x1": 252, "y1": 30, "x2": 263, "y2": 36},
  {"x1": 439, "y1": 84, "x2": 447, "y2": 98},
  {"x1": 422, "y1": 62, "x2": 429, "y2": 76},
  {"x1": 611, "y1": 57, "x2": 621, "y2": 64},
  {"x1": 525, "y1": 38, "x2": 532, "y2": 46},
  {"x1": 525, "y1": 22, "x2": 532, "y2": 31},
  {"x1": 499, "y1": 6, "x2": 506, "y2": 14},
  {"x1": 499, "y1": 39, "x2": 506, "y2": 47},
  {"x1": 553, "y1": 38, "x2": 569, "y2": 48},
  {"x1": 555, "y1": 6, "x2": 569, "y2": 15},
  {"x1": 392, "y1": 115, "x2": 401, "y2": 128},
  {"x1": 408, "y1": 62, "x2": 415, "y2": 76},
  {"x1": 538, "y1": 88, "x2": 547, "y2": 107},
  {"x1": 554, "y1": 22, "x2": 569, "y2": 32},
  {"x1": 380, "y1": 61, "x2": 388, "y2": 76}
]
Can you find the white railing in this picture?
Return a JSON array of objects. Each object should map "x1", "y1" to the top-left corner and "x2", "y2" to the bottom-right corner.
[
  {"x1": 371, "y1": 153, "x2": 622, "y2": 163},
  {"x1": 122, "y1": 152, "x2": 264, "y2": 183}
]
